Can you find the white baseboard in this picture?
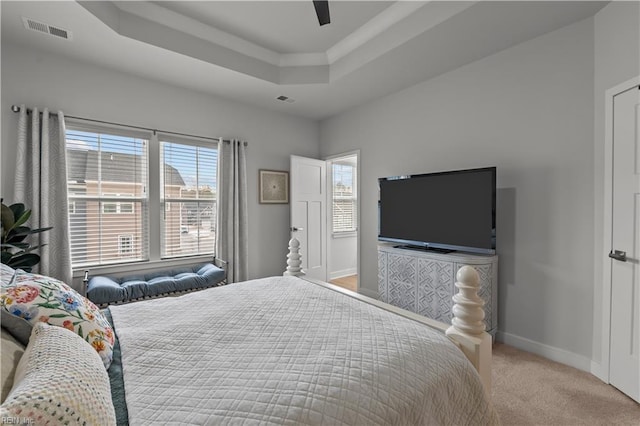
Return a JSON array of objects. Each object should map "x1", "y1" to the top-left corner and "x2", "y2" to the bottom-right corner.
[
  {"x1": 328, "y1": 268, "x2": 357, "y2": 281},
  {"x1": 590, "y1": 360, "x2": 608, "y2": 383},
  {"x1": 496, "y1": 331, "x2": 592, "y2": 372},
  {"x1": 358, "y1": 288, "x2": 379, "y2": 299}
]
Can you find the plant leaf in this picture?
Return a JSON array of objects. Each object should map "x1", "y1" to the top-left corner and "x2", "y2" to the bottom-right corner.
[
  {"x1": 16, "y1": 245, "x2": 39, "y2": 253},
  {"x1": 9, "y1": 204, "x2": 25, "y2": 221},
  {"x1": 8, "y1": 226, "x2": 31, "y2": 236},
  {"x1": 12, "y1": 209, "x2": 31, "y2": 229},
  {"x1": 1, "y1": 251, "x2": 13, "y2": 264},
  {"x1": 1, "y1": 203, "x2": 14, "y2": 234},
  {"x1": 7, "y1": 253, "x2": 40, "y2": 268},
  {"x1": 30, "y1": 227, "x2": 53, "y2": 234},
  {"x1": 1, "y1": 243, "x2": 27, "y2": 251}
]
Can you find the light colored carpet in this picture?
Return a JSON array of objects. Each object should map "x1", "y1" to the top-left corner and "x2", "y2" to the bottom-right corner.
[{"x1": 492, "y1": 343, "x2": 640, "y2": 425}]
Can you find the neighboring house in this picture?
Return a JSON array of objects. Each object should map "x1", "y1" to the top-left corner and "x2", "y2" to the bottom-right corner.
[{"x1": 66, "y1": 149, "x2": 209, "y2": 265}]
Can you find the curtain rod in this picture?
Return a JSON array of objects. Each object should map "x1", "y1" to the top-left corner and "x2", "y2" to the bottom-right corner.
[{"x1": 10, "y1": 105, "x2": 246, "y2": 146}]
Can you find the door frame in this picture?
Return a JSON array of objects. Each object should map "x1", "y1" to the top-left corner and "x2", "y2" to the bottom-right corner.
[
  {"x1": 324, "y1": 150, "x2": 360, "y2": 292},
  {"x1": 595, "y1": 75, "x2": 640, "y2": 383}
]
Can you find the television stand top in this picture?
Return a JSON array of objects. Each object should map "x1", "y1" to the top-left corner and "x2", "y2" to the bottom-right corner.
[{"x1": 393, "y1": 245, "x2": 456, "y2": 254}]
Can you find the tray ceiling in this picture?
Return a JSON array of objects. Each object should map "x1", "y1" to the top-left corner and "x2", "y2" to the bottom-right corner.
[{"x1": 1, "y1": 1, "x2": 607, "y2": 119}]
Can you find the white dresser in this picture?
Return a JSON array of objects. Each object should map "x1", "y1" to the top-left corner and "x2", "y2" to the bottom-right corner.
[{"x1": 377, "y1": 244, "x2": 498, "y2": 336}]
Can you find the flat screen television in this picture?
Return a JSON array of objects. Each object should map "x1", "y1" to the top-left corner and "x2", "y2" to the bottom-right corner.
[{"x1": 378, "y1": 167, "x2": 496, "y2": 255}]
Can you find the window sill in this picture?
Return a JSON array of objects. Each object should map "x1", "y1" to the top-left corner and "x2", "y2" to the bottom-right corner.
[{"x1": 332, "y1": 231, "x2": 357, "y2": 239}]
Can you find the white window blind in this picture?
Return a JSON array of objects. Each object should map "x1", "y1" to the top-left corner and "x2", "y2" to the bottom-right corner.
[
  {"x1": 160, "y1": 139, "x2": 218, "y2": 258},
  {"x1": 66, "y1": 127, "x2": 149, "y2": 267},
  {"x1": 332, "y1": 162, "x2": 357, "y2": 233}
]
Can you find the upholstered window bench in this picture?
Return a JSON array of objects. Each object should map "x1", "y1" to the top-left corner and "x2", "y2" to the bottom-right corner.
[{"x1": 84, "y1": 259, "x2": 227, "y2": 308}]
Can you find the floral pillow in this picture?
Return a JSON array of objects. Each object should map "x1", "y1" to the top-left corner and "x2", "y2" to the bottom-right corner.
[
  {"x1": 0, "y1": 263, "x2": 16, "y2": 286},
  {"x1": 0, "y1": 270, "x2": 114, "y2": 369}
]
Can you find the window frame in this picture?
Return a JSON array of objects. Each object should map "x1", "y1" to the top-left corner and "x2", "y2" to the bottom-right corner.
[
  {"x1": 331, "y1": 161, "x2": 358, "y2": 235},
  {"x1": 159, "y1": 135, "x2": 218, "y2": 260},
  {"x1": 65, "y1": 121, "x2": 219, "y2": 270}
]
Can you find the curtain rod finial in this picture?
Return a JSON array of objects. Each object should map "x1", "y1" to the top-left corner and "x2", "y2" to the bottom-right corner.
[{"x1": 11, "y1": 105, "x2": 20, "y2": 113}]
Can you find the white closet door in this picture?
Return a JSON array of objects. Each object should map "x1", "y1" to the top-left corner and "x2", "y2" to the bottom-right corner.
[{"x1": 609, "y1": 85, "x2": 640, "y2": 402}]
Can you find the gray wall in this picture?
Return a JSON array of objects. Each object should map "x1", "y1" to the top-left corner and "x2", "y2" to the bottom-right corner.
[
  {"x1": 0, "y1": 41, "x2": 320, "y2": 280},
  {"x1": 328, "y1": 234, "x2": 357, "y2": 280},
  {"x1": 320, "y1": 18, "x2": 595, "y2": 359},
  {"x1": 592, "y1": 1, "x2": 640, "y2": 366}
]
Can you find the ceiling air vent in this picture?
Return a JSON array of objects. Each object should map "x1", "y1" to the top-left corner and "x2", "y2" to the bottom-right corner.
[
  {"x1": 22, "y1": 17, "x2": 72, "y2": 40},
  {"x1": 276, "y1": 95, "x2": 295, "y2": 104}
]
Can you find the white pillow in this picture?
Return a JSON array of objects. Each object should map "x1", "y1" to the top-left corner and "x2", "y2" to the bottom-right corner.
[
  {"x1": 0, "y1": 323, "x2": 116, "y2": 425},
  {"x1": 0, "y1": 328, "x2": 24, "y2": 403}
]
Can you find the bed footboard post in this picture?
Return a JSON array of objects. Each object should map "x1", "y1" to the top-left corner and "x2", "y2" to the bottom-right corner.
[
  {"x1": 283, "y1": 238, "x2": 305, "y2": 277},
  {"x1": 445, "y1": 265, "x2": 492, "y2": 395}
]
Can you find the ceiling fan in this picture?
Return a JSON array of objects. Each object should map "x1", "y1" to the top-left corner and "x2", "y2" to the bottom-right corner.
[{"x1": 313, "y1": 0, "x2": 330, "y2": 26}]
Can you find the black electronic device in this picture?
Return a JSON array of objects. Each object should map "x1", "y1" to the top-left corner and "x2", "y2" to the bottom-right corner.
[{"x1": 378, "y1": 167, "x2": 496, "y2": 255}]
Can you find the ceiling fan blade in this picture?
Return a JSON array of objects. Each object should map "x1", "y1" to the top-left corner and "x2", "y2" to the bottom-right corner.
[{"x1": 313, "y1": 0, "x2": 330, "y2": 26}]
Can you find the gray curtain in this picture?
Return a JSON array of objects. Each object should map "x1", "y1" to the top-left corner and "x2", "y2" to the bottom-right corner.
[
  {"x1": 14, "y1": 106, "x2": 72, "y2": 285},
  {"x1": 216, "y1": 139, "x2": 248, "y2": 282}
]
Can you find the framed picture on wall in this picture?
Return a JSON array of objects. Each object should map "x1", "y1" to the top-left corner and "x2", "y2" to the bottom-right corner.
[{"x1": 259, "y1": 170, "x2": 289, "y2": 204}]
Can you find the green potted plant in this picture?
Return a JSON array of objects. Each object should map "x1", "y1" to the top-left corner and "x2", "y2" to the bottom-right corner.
[{"x1": 1, "y1": 199, "x2": 52, "y2": 272}]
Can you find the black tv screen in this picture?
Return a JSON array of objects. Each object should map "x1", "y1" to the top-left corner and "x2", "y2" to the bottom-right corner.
[{"x1": 378, "y1": 167, "x2": 496, "y2": 254}]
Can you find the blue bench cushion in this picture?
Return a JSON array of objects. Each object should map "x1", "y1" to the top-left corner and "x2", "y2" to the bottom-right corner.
[{"x1": 87, "y1": 263, "x2": 225, "y2": 306}]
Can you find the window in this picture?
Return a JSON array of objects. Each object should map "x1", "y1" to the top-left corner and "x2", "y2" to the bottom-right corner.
[
  {"x1": 102, "y1": 193, "x2": 134, "y2": 214},
  {"x1": 332, "y1": 159, "x2": 357, "y2": 234},
  {"x1": 66, "y1": 124, "x2": 218, "y2": 268},
  {"x1": 66, "y1": 127, "x2": 148, "y2": 267},
  {"x1": 161, "y1": 140, "x2": 217, "y2": 258}
]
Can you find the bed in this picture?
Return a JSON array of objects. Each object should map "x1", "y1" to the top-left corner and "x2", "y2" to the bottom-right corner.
[{"x1": 1, "y1": 239, "x2": 498, "y2": 425}]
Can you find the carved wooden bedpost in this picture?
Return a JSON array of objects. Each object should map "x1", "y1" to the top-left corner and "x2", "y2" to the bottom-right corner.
[
  {"x1": 446, "y1": 265, "x2": 492, "y2": 394},
  {"x1": 283, "y1": 238, "x2": 305, "y2": 277}
]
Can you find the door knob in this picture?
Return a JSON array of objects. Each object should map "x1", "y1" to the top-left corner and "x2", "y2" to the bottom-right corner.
[
  {"x1": 290, "y1": 227, "x2": 304, "y2": 232},
  {"x1": 609, "y1": 250, "x2": 627, "y2": 262}
]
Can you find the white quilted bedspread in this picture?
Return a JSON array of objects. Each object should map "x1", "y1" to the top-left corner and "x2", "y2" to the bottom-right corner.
[{"x1": 110, "y1": 276, "x2": 498, "y2": 425}]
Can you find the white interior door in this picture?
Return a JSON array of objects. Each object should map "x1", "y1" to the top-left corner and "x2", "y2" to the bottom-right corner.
[
  {"x1": 609, "y1": 85, "x2": 640, "y2": 402},
  {"x1": 290, "y1": 155, "x2": 327, "y2": 281}
]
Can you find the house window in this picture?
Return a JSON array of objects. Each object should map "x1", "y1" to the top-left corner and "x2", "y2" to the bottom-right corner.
[
  {"x1": 66, "y1": 124, "x2": 218, "y2": 268},
  {"x1": 102, "y1": 193, "x2": 134, "y2": 214},
  {"x1": 118, "y1": 234, "x2": 134, "y2": 256},
  {"x1": 103, "y1": 201, "x2": 118, "y2": 214},
  {"x1": 161, "y1": 139, "x2": 217, "y2": 258},
  {"x1": 332, "y1": 160, "x2": 357, "y2": 234}
]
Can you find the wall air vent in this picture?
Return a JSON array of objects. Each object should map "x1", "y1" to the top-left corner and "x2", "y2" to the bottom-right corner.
[
  {"x1": 276, "y1": 95, "x2": 295, "y2": 104},
  {"x1": 22, "y1": 17, "x2": 72, "y2": 40}
]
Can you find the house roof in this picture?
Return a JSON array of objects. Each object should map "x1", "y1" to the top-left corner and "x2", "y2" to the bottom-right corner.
[{"x1": 67, "y1": 149, "x2": 185, "y2": 186}]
